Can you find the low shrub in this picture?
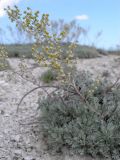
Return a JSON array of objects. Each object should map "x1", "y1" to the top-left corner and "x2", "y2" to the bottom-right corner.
[
  {"x1": 75, "y1": 45, "x2": 101, "y2": 58},
  {"x1": 0, "y1": 46, "x2": 11, "y2": 71},
  {"x1": 97, "y1": 48, "x2": 108, "y2": 55},
  {"x1": 38, "y1": 71, "x2": 120, "y2": 159},
  {"x1": 108, "y1": 49, "x2": 120, "y2": 56},
  {"x1": 40, "y1": 69, "x2": 58, "y2": 83},
  {"x1": 0, "y1": 59, "x2": 10, "y2": 71},
  {"x1": 40, "y1": 64, "x2": 76, "y2": 84},
  {"x1": 5, "y1": 44, "x2": 33, "y2": 58}
]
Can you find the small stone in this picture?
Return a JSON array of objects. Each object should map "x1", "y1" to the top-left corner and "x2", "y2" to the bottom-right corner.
[
  {"x1": 27, "y1": 146, "x2": 34, "y2": 152},
  {"x1": 24, "y1": 156, "x2": 34, "y2": 160},
  {"x1": 11, "y1": 135, "x2": 20, "y2": 142},
  {"x1": 14, "y1": 149, "x2": 22, "y2": 155},
  {"x1": 0, "y1": 110, "x2": 5, "y2": 115}
]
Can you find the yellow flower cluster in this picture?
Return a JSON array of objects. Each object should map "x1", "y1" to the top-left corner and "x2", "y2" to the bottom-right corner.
[{"x1": 5, "y1": 6, "x2": 77, "y2": 83}]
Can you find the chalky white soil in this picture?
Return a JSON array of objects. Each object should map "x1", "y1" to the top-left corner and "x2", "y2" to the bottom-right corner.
[{"x1": 0, "y1": 55, "x2": 120, "y2": 160}]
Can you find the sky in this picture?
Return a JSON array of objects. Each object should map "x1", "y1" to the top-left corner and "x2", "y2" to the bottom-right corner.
[{"x1": 0, "y1": 0, "x2": 120, "y2": 49}]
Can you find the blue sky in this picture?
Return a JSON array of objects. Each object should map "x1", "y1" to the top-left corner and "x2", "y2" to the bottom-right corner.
[{"x1": 0, "y1": 0, "x2": 120, "y2": 49}]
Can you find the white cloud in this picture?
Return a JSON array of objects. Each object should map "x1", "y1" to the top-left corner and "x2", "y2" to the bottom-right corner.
[
  {"x1": 0, "y1": 0, "x2": 21, "y2": 17},
  {"x1": 75, "y1": 14, "x2": 89, "y2": 21}
]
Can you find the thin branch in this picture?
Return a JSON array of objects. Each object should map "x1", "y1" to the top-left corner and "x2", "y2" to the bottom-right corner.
[
  {"x1": 105, "y1": 77, "x2": 120, "y2": 93},
  {"x1": 72, "y1": 79, "x2": 87, "y2": 102},
  {"x1": 12, "y1": 69, "x2": 38, "y2": 85},
  {"x1": 72, "y1": 80, "x2": 100, "y2": 116},
  {"x1": 103, "y1": 98, "x2": 119, "y2": 122},
  {"x1": 17, "y1": 85, "x2": 59, "y2": 112}
]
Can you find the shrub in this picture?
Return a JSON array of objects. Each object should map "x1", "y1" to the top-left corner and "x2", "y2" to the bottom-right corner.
[
  {"x1": 97, "y1": 48, "x2": 108, "y2": 55},
  {"x1": 0, "y1": 46, "x2": 10, "y2": 71},
  {"x1": 40, "y1": 69, "x2": 58, "y2": 83},
  {"x1": 108, "y1": 49, "x2": 120, "y2": 56},
  {"x1": 5, "y1": 6, "x2": 77, "y2": 82},
  {"x1": 40, "y1": 64, "x2": 76, "y2": 83},
  {"x1": 38, "y1": 71, "x2": 120, "y2": 159},
  {"x1": 5, "y1": 44, "x2": 33, "y2": 58},
  {"x1": 0, "y1": 59, "x2": 10, "y2": 71},
  {"x1": 75, "y1": 45, "x2": 101, "y2": 58}
]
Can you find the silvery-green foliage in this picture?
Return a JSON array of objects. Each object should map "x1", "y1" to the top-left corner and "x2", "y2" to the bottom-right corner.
[{"x1": 38, "y1": 71, "x2": 120, "y2": 159}]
